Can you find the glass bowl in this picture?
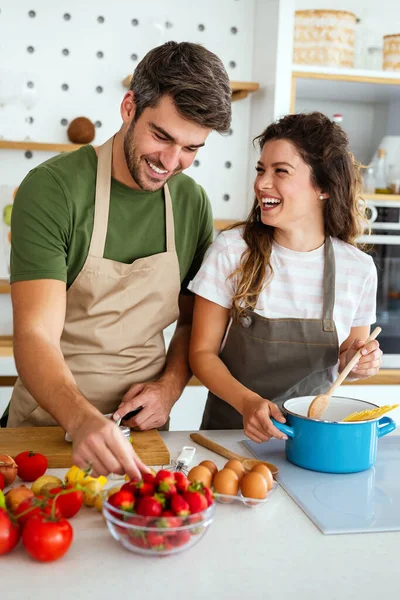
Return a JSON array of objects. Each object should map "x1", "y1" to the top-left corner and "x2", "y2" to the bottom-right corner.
[{"x1": 102, "y1": 497, "x2": 216, "y2": 556}]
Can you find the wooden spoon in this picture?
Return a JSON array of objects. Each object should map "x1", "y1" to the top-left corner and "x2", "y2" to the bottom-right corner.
[
  {"x1": 189, "y1": 432, "x2": 279, "y2": 476},
  {"x1": 307, "y1": 326, "x2": 382, "y2": 420}
]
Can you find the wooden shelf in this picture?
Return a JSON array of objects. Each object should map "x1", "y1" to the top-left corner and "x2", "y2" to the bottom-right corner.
[
  {"x1": 0, "y1": 140, "x2": 83, "y2": 153},
  {"x1": 122, "y1": 75, "x2": 259, "y2": 101},
  {"x1": 292, "y1": 64, "x2": 400, "y2": 86},
  {"x1": 363, "y1": 193, "x2": 400, "y2": 201}
]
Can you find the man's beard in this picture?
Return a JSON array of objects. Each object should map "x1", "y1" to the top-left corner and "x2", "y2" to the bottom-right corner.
[{"x1": 123, "y1": 121, "x2": 180, "y2": 191}]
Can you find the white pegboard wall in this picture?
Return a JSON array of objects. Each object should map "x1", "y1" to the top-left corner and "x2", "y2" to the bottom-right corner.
[{"x1": 0, "y1": 0, "x2": 257, "y2": 229}]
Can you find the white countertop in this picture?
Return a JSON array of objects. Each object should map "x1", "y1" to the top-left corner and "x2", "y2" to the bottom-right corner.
[{"x1": 2, "y1": 430, "x2": 399, "y2": 600}]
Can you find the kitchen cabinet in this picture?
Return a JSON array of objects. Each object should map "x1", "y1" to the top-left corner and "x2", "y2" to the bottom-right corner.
[{"x1": 291, "y1": 64, "x2": 400, "y2": 169}]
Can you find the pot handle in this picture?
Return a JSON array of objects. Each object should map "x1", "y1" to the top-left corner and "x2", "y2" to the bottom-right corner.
[
  {"x1": 271, "y1": 418, "x2": 294, "y2": 438},
  {"x1": 377, "y1": 416, "x2": 396, "y2": 438}
]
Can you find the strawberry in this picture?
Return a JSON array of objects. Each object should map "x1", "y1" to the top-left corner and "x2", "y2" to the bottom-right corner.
[
  {"x1": 108, "y1": 490, "x2": 135, "y2": 513},
  {"x1": 161, "y1": 510, "x2": 175, "y2": 517},
  {"x1": 120, "y1": 480, "x2": 140, "y2": 495},
  {"x1": 174, "y1": 472, "x2": 189, "y2": 493},
  {"x1": 135, "y1": 495, "x2": 164, "y2": 517},
  {"x1": 155, "y1": 515, "x2": 183, "y2": 529},
  {"x1": 146, "y1": 531, "x2": 166, "y2": 548},
  {"x1": 157, "y1": 480, "x2": 177, "y2": 497},
  {"x1": 155, "y1": 469, "x2": 175, "y2": 486},
  {"x1": 170, "y1": 493, "x2": 190, "y2": 517},
  {"x1": 174, "y1": 529, "x2": 191, "y2": 546},
  {"x1": 184, "y1": 490, "x2": 208, "y2": 514},
  {"x1": 203, "y1": 486, "x2": 214, "y2": 507},
  {"x1": 142, "y1": 473, "x2": 156, "y2": 485},
  {"x1": 136, "y1": 480, "x2": 155, "y2": 497}
]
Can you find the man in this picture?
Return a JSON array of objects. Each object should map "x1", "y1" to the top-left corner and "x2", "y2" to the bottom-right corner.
[{"x1": 4, "y1": 41, "x2": 232, "y2": 478}]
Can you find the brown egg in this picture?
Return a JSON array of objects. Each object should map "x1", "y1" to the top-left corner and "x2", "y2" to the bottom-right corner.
[
  {"x1": 240, "y1": 472, "x2": 268, "y2": 500},
  {"x1": 213, "y1": 468, "x2": 239, "y2": 501},
  {"x1": 224, "y1": 459, "x2": 245, "y2": 481},
  {"x1": 199, "y1": 460, "x2": 218, "y2": 478},
  {"x1": 251, "y1": 464, "x2": 274, "y2": 491},
  {"x1": 187, "y1": 465, "x2": 212, "y2": 488}
]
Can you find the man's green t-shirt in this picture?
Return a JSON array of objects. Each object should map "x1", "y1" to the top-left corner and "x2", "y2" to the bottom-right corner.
[{"x1": 10, "y1": 146, "x2": 214, "y2": 292}]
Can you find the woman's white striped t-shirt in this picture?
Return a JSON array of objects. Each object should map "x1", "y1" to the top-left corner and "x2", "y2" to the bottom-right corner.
[{"x1": 188, "y1": 227, "x2": 377, "y2": 355}]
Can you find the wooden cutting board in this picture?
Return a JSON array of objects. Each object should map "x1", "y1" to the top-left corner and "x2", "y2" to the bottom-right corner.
[{"x1": 0, "y1": 427, "x2": 170, "y2": 468}]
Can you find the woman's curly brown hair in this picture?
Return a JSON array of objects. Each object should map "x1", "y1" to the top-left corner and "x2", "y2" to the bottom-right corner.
[{"x1": 228, "y1": 111, "x2": 369, "y2": 320}]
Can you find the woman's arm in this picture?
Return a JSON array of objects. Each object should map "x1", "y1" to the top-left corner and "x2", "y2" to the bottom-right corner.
[
  {"x1": 189, "y1": 295, "x2": 287, "y2": 442},
  {"x1": 339, "y1": 325, "x2": 382, "y2": 379}
]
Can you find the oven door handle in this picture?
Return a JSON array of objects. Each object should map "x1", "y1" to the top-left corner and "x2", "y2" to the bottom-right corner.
[{"x1": 357, "y1": 234, "x2": 400, "y2": 245}]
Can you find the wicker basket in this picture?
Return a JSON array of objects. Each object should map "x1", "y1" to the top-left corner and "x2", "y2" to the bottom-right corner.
[
  {"x1": 383, "y1": 34, "x2": 400, "y2": 71},
  {"x1": 293, "y1": 9, "x2": 357, "y2": 68}
]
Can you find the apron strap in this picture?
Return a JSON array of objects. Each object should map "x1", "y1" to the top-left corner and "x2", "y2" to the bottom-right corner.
[
  {"x1": 164, "y1": 183, "x2": 175, "y2": 253},
  {"x1": 322, "y1": 236, "x2": 336, "y2": 332},
  {"x1": 89, "y1": 136, "x2": 113, "y2": 258}
]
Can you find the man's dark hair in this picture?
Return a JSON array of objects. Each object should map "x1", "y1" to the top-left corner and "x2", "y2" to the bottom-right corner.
[{"x1": 130, "y1": 41, "x2": 232, "y2": 133}]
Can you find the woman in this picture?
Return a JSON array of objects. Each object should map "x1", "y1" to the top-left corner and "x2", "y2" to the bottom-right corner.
[{"x1": 188, "y1": 112, "x2": 382, "y2": 443}]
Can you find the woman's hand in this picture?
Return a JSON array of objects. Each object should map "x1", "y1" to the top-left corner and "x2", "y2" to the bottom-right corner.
[
  {"x1": 242, "y1": 395, "x2": 288, "y2": 443},
  {"x1": 345, "y1": 337, "x2": 383, "y2": 379}
]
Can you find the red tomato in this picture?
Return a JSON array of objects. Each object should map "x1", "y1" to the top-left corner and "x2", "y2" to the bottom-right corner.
[
  {"x1": 14, "y1": 451, "x2": 48, "y2": 482},
  {"x1": 0, "y1": 473, "x2": 4, "y2": 491},
  {"x1": 49, "y1": 485, "x2": 83, "y2": 519},
  {"x1": 14, "y1": 496, "x2": 61, "y2": 528},
  {"x1": 0, "y1": 508, "x2": 20, "y2": 555},
  {"x1": 22, "y1": 513, "x2": 73, "y2": 562}
]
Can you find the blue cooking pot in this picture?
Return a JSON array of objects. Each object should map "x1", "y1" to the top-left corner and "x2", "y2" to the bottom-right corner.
[{"x1": 271, "y1": 396, "x2": 396, "y2": 474}]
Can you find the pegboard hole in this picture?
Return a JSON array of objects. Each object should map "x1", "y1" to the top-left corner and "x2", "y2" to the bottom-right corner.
[
  {"x1": 61, "y1": 83, "x2": 69, "y2": 91},
  {"x1": 28, "y1": 10, "x2": 36, "y2": 18},
  {"x1": 25, "y1": 116, "x2": 34, "y2": 124},
  {"x1": 225, "y1": 161, "x2": 232, "y2": 169},
  {"x1": 25, "y1": 151, "x2": 33, "y2": 159},
  {"x1": 165, "y1": 21, "x2": 173, "y2": 28},
  {"x1": 231, "y1": 27, "x2": 238, "y2": 34},
  {"x1": 198, "y1": 24, "x2": 205, "y2": 31},
  {"x1": 228, "y1": 128, "x2": 234, "y2": 136},
  {"x1": 95, "y1": 121, "x2": 102, "y2": 128},
  {"x1": 96, "y1": 51, "x2": 104, "y2": 59},
  {"x1": 229, "y1": 61, "x2": 236, "y2": 69},
  {"x1": 27, "y1": 81, "x2": 34, "y2": 89},
  {"x1": 62, "y1": 48, "x2": 70, "y2": 56},
  {"x1": 63, "y1": 13, "x2": 71, "y2": 21},
  {"x1": 223, "y1": 194, "x2": 230, "y2": 201},
  {"x1": 97, "y1": 16, "x2": 105, "y2": 23},
  {"x1": 96, "y1": 86, "x2": 103, "y2": 94},
  {"x1": 131, "y1": 53, "x2": 138, "y2": 61},
  {"x1": 27, "y1": 46, "x2": 35, "y2": 54},
  {"x1": 131, "y1": 18, "x2": 139, "y2": 26},
  {"x1": 61, "y1": 118, "x2": 68, "y2": 126},
  {"x1": 193, "y1": 160, "x2": 200, "y2": 167}
]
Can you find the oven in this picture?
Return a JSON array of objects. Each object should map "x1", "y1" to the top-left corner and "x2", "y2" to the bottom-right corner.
[{"x1": 357, "y1": 200, "x2": 400, "y2": 368}]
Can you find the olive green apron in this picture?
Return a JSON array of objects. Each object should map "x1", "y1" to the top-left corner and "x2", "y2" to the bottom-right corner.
[{"x1": 201, "y1": 236, "x2": 339, "y2": 429}]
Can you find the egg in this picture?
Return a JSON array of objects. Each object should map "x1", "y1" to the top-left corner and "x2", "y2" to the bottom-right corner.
[
  {"x1": 224, "y1": 459, "x2": 245, "y2": 481},
  {"x1": 199, "y1": 460, "x2": 218, "y2": 478},
  {"x1": 240, "y1": 472, "x2": 269, "y2": 500},
  {"x1": 212, "y1": 468, "x2": 239, "y2": 501},
  {"x1": 187, "y1": 465, "x2": 212, "y2": 488},
  {"x1": 251, "y1": 464, "x2": 274, "y2": 491}
]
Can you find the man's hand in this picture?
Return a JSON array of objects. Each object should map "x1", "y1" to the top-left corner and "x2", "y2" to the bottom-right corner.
[
  {"x1": 70, "y1": 412, "x2": 150, "y2": 479},
  {"x1": 344, "y1": 337, "x2": 383, "y2": 379},
  {"x1": 242, "y1": 395, "x2": 288, "y2": 443},
  {"x1": 113, "y1": 379, "x2": 175, "y2": 430}
]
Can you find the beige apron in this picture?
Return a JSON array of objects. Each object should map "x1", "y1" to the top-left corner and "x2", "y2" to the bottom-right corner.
[
  {"x1": 201, "y1": 236, "x2": 339, "y2": 429},
  {"x1": 8, "y1": 136, "x2": 181, "y2": 427}
]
